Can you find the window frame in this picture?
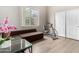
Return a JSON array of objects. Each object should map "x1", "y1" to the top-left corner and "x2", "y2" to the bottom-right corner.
[{"x1": 21, "y1": 7, "x2": 40, "y2": 27}]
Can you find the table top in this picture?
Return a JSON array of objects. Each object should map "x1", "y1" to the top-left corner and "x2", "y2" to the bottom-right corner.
[{"x1": 0, "y1": 36, "x2": 32, "y2": 53}]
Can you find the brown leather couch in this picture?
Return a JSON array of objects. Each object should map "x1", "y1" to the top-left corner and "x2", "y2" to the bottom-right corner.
[{"x1": 9, "y1": 29, "x2": 43, "y2": 42}]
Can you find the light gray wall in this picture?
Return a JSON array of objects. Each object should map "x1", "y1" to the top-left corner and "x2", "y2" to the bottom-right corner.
[
  {"x1": 0, "y1": 6, "x2": 20, "y2": 27},
  {"x1": 0, "y1": 6, "x2": 47, "y2": 31}
]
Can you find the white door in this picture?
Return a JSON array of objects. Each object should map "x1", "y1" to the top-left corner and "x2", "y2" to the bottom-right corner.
[
  {"x1": 55, "y1": 9, "x2": 79, "y2": 40},
  {"x1": 66, "y1": 8, "x2": 79, "y2": 40},
  {"x1": 55, "y1": 11, "x2": 65, "y2": 37}
]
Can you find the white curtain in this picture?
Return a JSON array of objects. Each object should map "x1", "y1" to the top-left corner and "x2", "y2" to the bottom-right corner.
[{"x1": 55, "y1": 8, "x2": 79, "y2": 40}]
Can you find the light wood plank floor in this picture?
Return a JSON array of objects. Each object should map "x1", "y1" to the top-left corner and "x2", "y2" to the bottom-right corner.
[{"x1": 31, "y1": 36, "x2": 79, "y2": 53}]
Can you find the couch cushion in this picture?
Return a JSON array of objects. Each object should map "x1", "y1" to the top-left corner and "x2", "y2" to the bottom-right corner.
[
  {"x1": 20, "y1": 32, "x2": 43, "y2": 42},
  {"x1": 10, "y1": 29, "x2": 37, "y2": 36},
  {"x1": 20, "y1": 32, "x2": 43, "y2": 37}
]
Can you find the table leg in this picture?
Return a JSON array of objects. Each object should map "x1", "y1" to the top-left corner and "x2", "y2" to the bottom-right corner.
[{"x1": 29, "y1": 46, "x2": 32, "y2": 53}]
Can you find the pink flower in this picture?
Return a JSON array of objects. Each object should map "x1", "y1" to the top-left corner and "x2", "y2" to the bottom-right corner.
[
  {"x1": 4, "y1": 17, "x2": 8, "y2": 24},
  {"x1": 0, "y1": 17, "x2": 16, "y2": 33},
  {"x1": 0, "y1": 17, "x2": 8, "y2": 25}
]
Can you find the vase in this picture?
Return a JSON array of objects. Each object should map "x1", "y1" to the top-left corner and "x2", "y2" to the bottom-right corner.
[{"x1": 0, "y1": 40, "x2": 11, "y2": 48}]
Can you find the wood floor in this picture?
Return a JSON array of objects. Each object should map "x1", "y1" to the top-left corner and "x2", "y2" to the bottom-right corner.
[{"x1": 30, "y1": 36, "x2": 79, "y2": 53}]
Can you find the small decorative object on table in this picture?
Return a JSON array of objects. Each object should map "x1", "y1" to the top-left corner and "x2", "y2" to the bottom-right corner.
[{"x1": 0, "y1": 17, "x2": 16, "y2": 45}]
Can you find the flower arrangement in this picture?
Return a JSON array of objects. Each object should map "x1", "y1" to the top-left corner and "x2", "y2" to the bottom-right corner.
[{"x1": 0, "y1": 17, "x2": 16, "y2": 45}]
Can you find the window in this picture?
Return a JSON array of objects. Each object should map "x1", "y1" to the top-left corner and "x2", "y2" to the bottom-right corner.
[{"x1": 21, "y1": 7, "x2": 39, "y2": 26}]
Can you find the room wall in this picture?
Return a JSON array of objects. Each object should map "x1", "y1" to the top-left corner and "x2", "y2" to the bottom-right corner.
[
  {"x1": 0, "y1": 6, "x2": 20, "y2": 27},
  {"x1": 0, "y1": 6, "x2": 47, "y2": 31}
]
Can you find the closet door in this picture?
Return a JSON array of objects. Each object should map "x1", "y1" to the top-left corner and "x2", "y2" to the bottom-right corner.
[
  {"x1": 55, "y1": 11, "x2": 65, "y2": 37},
  {"x1": 66, "y1": 8, "x2": 79, "y2": 40}
]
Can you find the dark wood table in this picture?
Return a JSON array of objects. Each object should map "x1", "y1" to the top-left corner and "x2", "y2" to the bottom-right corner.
[{"x1": 0, "y1": 36, "x2": 32, "y2": 53}]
